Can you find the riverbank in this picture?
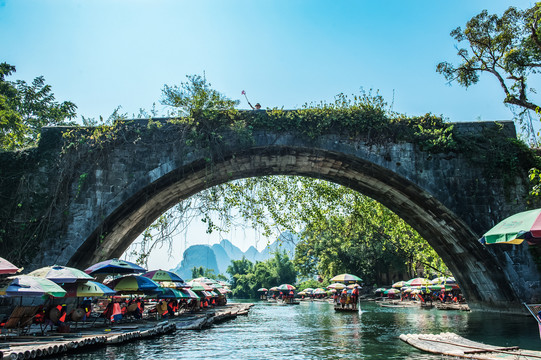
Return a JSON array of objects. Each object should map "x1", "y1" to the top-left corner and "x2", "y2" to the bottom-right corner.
[{"x1": 0, "y1": 303, "x2": 253, "y2": 359}]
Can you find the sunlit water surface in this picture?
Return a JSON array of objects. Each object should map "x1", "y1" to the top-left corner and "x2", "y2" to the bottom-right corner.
[{"x1": 54, "y1": 300, "x2": 541, "y2": 359}]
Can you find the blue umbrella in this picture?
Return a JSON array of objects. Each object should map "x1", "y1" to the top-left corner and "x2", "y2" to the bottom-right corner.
[
  {"x1": 106, "y1": 275, "x2": 160, "y2": 294},
  {"x1": 84, "y1": 258, "x2": 146, "y2": 276}
]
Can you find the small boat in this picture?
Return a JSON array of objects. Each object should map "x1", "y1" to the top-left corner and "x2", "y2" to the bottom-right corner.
[{"x1": 400, "y1": 332, "x2": 541, "y2": 359}]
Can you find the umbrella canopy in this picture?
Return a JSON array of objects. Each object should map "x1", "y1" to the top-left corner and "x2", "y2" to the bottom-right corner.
[
  {"x1": 106, "y1": 275, "x2": 160, "y2": 293},
  {"x1": 392, "y1": 281, "x2": 406, "y2": 288},
  {"x1": 0, "y1": 257, "x2": 19, "y2": 275},
  {"x1": 142, "y1": 270, "x2": 187, "y2": 289},
  {"x1": 298, "y1": 291, "x2": 308, "y2": 296},
  {"x1": 405, "y1": 278, "x2": 431, "y2": 287},
  {"x1": 186, "y1": 281, "x2": 213, "y2": 291},
  {"x1": 257, "y1": 288, "x2": 268, "y2": 292},
  {"x1": 303, "y1": 287, "x2": 315, "y2": 293},
  {"x1": 28, "y1": 265, "x2": 93, "y2": 284},
  {"x1": 346, "y1": 284, "x2": 361, "y2": 289},
  {"x1": 142, "y1": 270, "x2": 184, "y2": 282},
  {"x1": 428, "y1": 284, "x2": 455, "y2": 292},
  {"x1": 481, "y1": 208, "x2": 541, "y2": 245},
  {"x1": 327, "y1": 283, "x2": 346, "y2": 290},
  {"x1": 191, "y1": 277, "x2": 215, "y2": 284},
  {"x1": 65, "y1": 281, "x2": 116, "y2": 297},
  {"x1": 157, "y1": 288, "x2": 190, "y2": 299},
  {"x1": 384, "y1": 288, "x2": 400, "y2": 295},
  {"x1": 180, "y1": 288, "x2": 200, "y2": 299},
  {"x1": 430, "y1": 277, "x2": 456, "y2": 285},
  {"x1": 84, "y1": 259, "x2": 146, "y2": 276},
  {"x1": 330, "y1": 273, "x2": 362, "y2": 283},
  {"x1": 6, "y1": 275, "x2": 66, "y2": 298},
  {"x1": 269, "y1": 286, "x2": 279, "y2": 291},
  {"x1": 313, "y1": 288, "x2": 327, "y2": 295},
  {"x1": 375, "y1": 287, "x2": 387, "y2": 293},
  {"x1": 277, "y1": 284, "x2": 296, "y2": 291}
]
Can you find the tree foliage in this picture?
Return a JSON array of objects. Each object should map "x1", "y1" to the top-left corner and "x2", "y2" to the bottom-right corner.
[
  {"x1": 226, "y1": 251, "x2": 297, "y2": 298},
  {"x1": 437, "y1": 4, "x2": 541, "y2": 141},
  {"x1": 0, "y1": 62, "x2": 76, "y2": 150},
  {"x1": 212, "y1": 176, "x2": 448, "y2": 285}
]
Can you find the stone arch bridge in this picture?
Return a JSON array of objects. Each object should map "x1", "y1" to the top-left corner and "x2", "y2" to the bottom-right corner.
[{"x1": 1, "y1": 114, "x2": 540, "y2": 313}]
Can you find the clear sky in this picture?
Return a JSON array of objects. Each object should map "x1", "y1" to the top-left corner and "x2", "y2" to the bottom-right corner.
[{"x1": 1, "y1": 0, "x2": 537, "y2": 269}]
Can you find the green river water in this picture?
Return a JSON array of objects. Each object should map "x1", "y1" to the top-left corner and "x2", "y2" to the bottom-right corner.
[{"x1": 53, "y1": 300, "x2": 541, "y2": 359}]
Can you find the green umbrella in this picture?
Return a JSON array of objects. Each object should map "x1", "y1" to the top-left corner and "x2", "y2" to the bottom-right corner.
[{"x1": 481, "y1": 208, "x2": 541, "y2": 245}]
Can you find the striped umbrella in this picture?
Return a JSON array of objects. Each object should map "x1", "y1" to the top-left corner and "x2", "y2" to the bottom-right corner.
[
  {"x1": 327, "y1": 283, "x2": 346, "y2": 290},
  {"x1": 277, "y1": 284, "x2": 296, "y2": 291},
  {"x1": 392, "y1": 281, "x2": 406, "y2": 288},
  {"x1": 257, "y1": 288, "x2": 268, "y2": 292},
  {"x1": 186, "y1": 281, "x2": 213, "y2": 291},
  {"x1": 405, "y1": 278, "x2": 431, "y2": 287},
  {"x1": 330, "y1": 273, "x2": 362, "y2": 284}
]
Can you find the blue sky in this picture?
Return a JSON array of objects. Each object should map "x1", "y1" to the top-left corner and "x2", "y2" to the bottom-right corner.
[{"x1": 1, "y1": 0, "x2": 537, "y2": 269}]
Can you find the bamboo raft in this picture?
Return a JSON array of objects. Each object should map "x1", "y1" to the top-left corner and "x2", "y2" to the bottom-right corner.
[
  {"x1": 400, "y1": 332, "x2": 541, "y2": 359},
  {"x1": 0, "y1": 303, "x2": 253, "y2": 359}
]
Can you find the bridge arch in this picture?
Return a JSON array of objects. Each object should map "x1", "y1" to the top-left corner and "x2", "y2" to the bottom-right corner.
[{"x1": 3, "y1": 117, "x2": 539, "y2": 313}]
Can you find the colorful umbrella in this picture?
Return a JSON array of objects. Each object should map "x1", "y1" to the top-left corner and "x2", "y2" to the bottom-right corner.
[
  {"x1": 191, "y1": 277, "x2": 215, "y2": 284},
  {"x1": 142, "y1": 270, "x2": 184, "y2": 282},
  {"x1": 84, "y1": 258, "x2": 146, "y2": 275},
  {"x1": 28, "y1": 265, "x2": 93, "y2": 284},
  {"x1": 346, "y1": 284, "x2": 362, "y2": 289},
  {"x1": 142, "y1": 270, "x2": 187, "y2": 289},
  {"x1": 277, "y1": 284, "x2": 296, "y2": 291},
  {"x1": 186, "y1": 281, "x2": 213, "y2": 291},
  {"x1": 303, "y1": 287, "x2": 315, "y2": 293},
  {"x1": 430, "y1": 277, "x2": 455, "y2": 285},
  {"x1": 428, "y1": 284, "x2": 455, "y2": 292},
  {"x1": 65, "y1": 280, "x2": 116, "y2": 297},
  {"x1": 106, "y1": 275, "x2": 160, "y2": 293},
  {"x1": 0, "y1": 257, "x2": 19, "y2": 275},
  {"x1": 405, "y1": 278, "x2": 431, "y2": 287},
  {"x1": 375, "y1": 287, "x2": 387, "y2": 293},
  {"x1": 269, "y1": 286, "x2": 279, "y2": 291},
  {"x1": 181, "y1": 288, "x2": 200, "y2": 299},
  {"x1": 392, "y1": 281, "x2": 406, "y2": 288},
  {"x1": 330, "y1": 273, "x2": 362, "y2": 283},
  {"x1": 384, "y1": 288, "x2": 400, "y2": 295},
  {"x1": 327, "y1": 283, "x2": 346, "y2": 290},
  {"x1": 313, "y1": 288, "x2": 327, "y2": 295},
  {"x1": 6, "y1": 275, "x2": 66, "y2": 298},
  {"x1": 480, "y1": 208, "x2": 541, "y2": 245},
  {"x1": 257, "y1": 288, "x2": 268, "y2": 292},
  {"x1": 157, "y1": 288, "x2": 187, "y2": 299}
]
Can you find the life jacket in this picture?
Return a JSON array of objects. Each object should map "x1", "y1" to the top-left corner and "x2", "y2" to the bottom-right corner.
[
  {"x1": 111, "y1": 303, "x2": 122, "y2": 322},
  {"x1": 57, "y1": 305, "x2": 67, "y2": 323}
]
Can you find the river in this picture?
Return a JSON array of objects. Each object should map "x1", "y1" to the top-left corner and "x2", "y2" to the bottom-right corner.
[{"x1": 54, "y1": 300, "x2": 541, "y2": 359}]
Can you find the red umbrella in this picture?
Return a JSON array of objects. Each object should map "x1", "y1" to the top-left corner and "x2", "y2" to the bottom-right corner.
[{"x1": 0, "y1": 257, "x2": 19, "y2": 275}]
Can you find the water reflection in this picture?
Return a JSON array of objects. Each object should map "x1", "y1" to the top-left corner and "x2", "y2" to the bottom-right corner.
[{"x1": 53, "y1": 301, "x2": 541, "y2": 360}]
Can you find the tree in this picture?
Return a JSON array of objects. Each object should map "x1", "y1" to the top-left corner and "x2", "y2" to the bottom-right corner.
[
  {"x1": 437, "y1": 5, "x2": 541, "y2": 142},
  {"x1": 161, "y1": 74, "x2": 239, "y2": 117},
  {"x1": 0, "y1": 62, "x2": 77, "y2": 150},
  {"x1": 0, "y1": 63, "x2": 24, "y2": 150}
]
